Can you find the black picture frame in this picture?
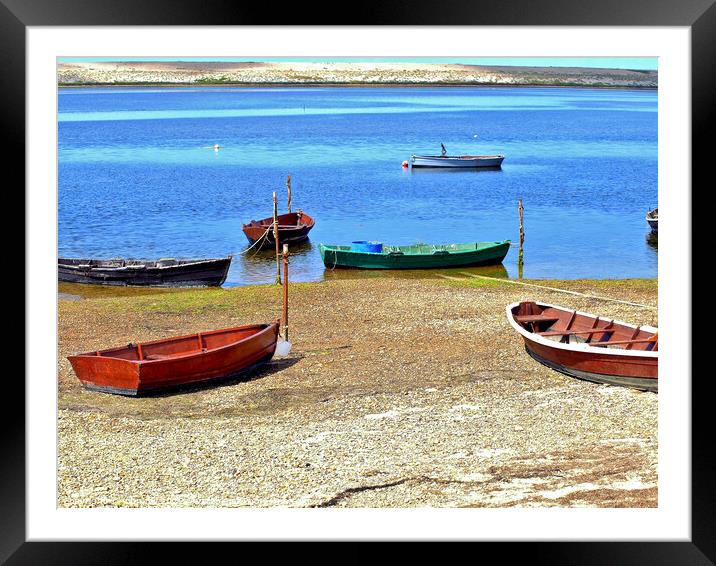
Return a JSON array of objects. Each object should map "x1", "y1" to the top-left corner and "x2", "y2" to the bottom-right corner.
[{"x1": 9, "y1": 0, "x2": 706, "y2": 562}]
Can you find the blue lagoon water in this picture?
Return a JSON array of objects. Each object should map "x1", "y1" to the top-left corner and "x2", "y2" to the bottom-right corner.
[{"x1": 58, "y1": 86, "x2": 658, "y2": 285}]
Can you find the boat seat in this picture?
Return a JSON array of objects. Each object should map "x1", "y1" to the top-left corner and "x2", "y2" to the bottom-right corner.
[
  {"x1": 538, "y1": 328, "x2": 616, "y2": 337},
  {"x1": 144, "y1": 348, "x2": 205, "y2": 360},
  {"x1": 591, "y1": 338, "x2": 657, "y2": 348},
  {"x1": 513, "y1": 315, "x2": 560, "y2": 324},
  {"x1": 144, "y1": 353, "x2": 174, "y2": 360}
]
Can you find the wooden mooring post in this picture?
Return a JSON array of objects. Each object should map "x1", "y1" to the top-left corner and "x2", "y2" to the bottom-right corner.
[
  {"x1": 273, "y1": 191, "x2": 281, "y2": 284},
  {"x1": 518, "y1": 199, "x2": 525, "y2": 279},
  {"x1": 286, "y1": 175, "x2": 292, "y2": 214},
  {"x1": 282, "y1": 244, "x2": 290, "y2": 342}
]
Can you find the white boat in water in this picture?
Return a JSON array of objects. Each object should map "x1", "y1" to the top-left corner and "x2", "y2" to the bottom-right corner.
[
  {"x1": 410, "y1": 144, "x2": 504, "y2": 168},
  {"x1": 411, "y1": 154, "x2": 505, "y2": 168}
]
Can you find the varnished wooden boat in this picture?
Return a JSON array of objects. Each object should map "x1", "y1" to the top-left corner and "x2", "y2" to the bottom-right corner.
[
  {"x1": 68, "y1": 321, "x2": 280, "y2": 396},
  {"x1": 646, "y1": 208, "x2": 658, "y2": 234},
  {"x1": 320, "y1": 241, "x2": 510, "y2": 270},
  {"x1": 58, "y1": 257, "x2": 231, "y2": 287},
  {"x1": 506, "y1": 301, "x2": 658, "y2": 392},
  {"x1": 242, "y1": 211, "x2": 315, "y2": 249}
]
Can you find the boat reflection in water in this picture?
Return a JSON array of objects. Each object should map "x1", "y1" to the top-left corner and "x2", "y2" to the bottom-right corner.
[
  {"x1": 323, "y1": 262, "x2": 509, "y2": 282},
  {"x1": 407, "y1": 165, "x2": 503, "y2": 175},
  {"x1": 646, "y1": 232, "x2": 658, "y2": 250},
  {"x1": 236, "y1": 241, "x2": 315, "y2": 284}
]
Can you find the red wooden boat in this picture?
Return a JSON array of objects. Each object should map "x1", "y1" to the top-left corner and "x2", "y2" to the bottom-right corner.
[
  {"x1": 242, "y1": 211, "x2": 315, "y2": 249},
  {"x1": 506, "y1": 301, "x2": 658, "y2": 392},
  {"x1": 68, "y1": 321, "x2": 280, "y2": 396}
]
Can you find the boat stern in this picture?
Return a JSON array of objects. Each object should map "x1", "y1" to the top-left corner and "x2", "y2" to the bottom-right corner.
[{"x1": 68, "y1": 354, "x2": 141, "y2": 395}]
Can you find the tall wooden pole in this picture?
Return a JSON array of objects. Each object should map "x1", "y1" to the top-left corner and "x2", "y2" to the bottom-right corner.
[
  {"x1": 518, "y1": 199, "x2": 524, "y2": 279},
  {"x1": 286, "y1": 175, "x2": 292, "y2": 214},
  {"x1": 282, "y1": 243, "x2": 289, "y2": 342},
  {"x1": 273, "y1": 191, "x2": 281, "y2": 284}
]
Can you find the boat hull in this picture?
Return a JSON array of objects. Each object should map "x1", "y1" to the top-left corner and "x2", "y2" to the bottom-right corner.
[
  {"x1": 58, "y1": 257, "x2": 231, "y2": 287},
  {"x1": 320, "y1": 241, "x2": 510, "y2": 270},
  {"x1": 68, "y1": 322, "x2": 280, "y2": 396},
  {"x1": 524, "y1": 338, "x2": 658, "y2": 392},
  {"x1": 506, "y1": 302, "x2": 657, "y2": 392},
  {"x1": 646, "y1": 209, "x2": 658, "y2": 234},
  {"x1": 411, "y1": 155, "x2": 504, "y2": 168},
  {"x1": 242, "y1": 212, "x2": 315, "y2": 249}
]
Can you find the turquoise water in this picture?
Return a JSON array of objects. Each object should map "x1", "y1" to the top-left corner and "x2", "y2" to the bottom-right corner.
[{"x1": 58, "y1": 86, "x2": 658, "y2": 285}]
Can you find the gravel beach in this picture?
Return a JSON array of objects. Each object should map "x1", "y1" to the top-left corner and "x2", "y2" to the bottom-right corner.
[{"x1": 57, "y1": 275, "x2": 658, "y2": 508}]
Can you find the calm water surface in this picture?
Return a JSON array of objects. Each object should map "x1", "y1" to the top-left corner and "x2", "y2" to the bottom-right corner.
[{"x1": 58, "y1": 86, "x2": 657, "y2": 285}]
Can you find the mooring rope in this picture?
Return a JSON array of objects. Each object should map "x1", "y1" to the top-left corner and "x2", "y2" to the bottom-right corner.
[
  {"x1": 449, "y1": 272, "x2": 657, "y2": 310},
  {"x1": 328, "y1": 247, "x2": 339, "y2": 271},
  {"x1": 233, "y1": 223, "x2": 275, "y2": 256}
]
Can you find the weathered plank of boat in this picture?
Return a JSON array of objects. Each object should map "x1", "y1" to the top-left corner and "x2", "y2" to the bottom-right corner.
[
  {"x1": 646, "y1": 208, "x2": 658, "y2": 234},
  {"x1": 242, "y1": 211, "x2": 315, "y2": 248},
  {"x1": 320, "y1": 241, "x2": 510, "y2": 270},
  {"x1": 506, "y1": 301, "x2": 658, "y2": 392},
  {"x1": 410, "y1": 155, "x2": 505, "y2": 168},
  {"x1": 68, "y1": 321, "x2": 280, "y2": 396},
  {"x1": 58, "y1": 257, "x2": 232, "y2": 287}
]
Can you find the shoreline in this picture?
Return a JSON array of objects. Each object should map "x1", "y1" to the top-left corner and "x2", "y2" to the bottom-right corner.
[
  {"x1": 58, "y1": 276, "x2": 658, "y2": 300},
  {"x1": 58, "y1": 82, "x2": 658, "y2": 91},
  {"x1": 58, "y1": 277, "x2": 659, "y2": 303}
]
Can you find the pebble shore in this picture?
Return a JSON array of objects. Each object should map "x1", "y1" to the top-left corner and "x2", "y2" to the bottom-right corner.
[{"x1": 58, "y1": 276, "x2": 658, "y2": 508}]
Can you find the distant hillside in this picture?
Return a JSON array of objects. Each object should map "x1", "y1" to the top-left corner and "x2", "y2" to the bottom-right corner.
[{"x1": 57, "y1": 61, "x2": 658, "y2": 88}]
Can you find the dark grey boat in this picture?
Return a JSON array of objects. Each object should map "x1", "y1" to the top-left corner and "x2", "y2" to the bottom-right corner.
[
  {"x1": 58, "y1": 257, "x2": 232, "y2": 287},
  {"x1": 646, "y1": 208, "x2": 658, "y2": 234}
]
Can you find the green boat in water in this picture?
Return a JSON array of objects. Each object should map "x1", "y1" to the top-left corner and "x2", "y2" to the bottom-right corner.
[{"x1": 319, "y1": 241, "x2": 511, "y2": 270}]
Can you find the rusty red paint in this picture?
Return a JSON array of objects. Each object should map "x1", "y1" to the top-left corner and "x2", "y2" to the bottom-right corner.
[
  {"x1": 68, "y1": 321, "x2": 280, "y2": 396},
  {"x1": 507, "y1": 301, "x2": 658, "y2": 392}
]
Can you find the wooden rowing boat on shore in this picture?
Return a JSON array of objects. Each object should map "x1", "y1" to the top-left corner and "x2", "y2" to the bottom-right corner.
[
  {"x1": 320, "y1": 241, "x2": 511, "y2": 270},
  {"x1": 58, "y1": 257, "x2": 232, "y2": 287},
  {"x1": 506, "y1": 301, "x2": 658, "y2": 392},
  {"x1": 242, "y1": 211, "x2": 315, "y2": 249},
  {"x1": 68, "y1": 321, "x2": 280, "y2": 396},
  {"x1": 646, "y1": 208, "x2": 658, "y2": 234}
]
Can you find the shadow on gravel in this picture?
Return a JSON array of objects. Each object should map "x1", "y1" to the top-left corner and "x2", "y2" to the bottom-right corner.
[{"x1": 145, "y1": 355, "x2": 303, "y2": 399}]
